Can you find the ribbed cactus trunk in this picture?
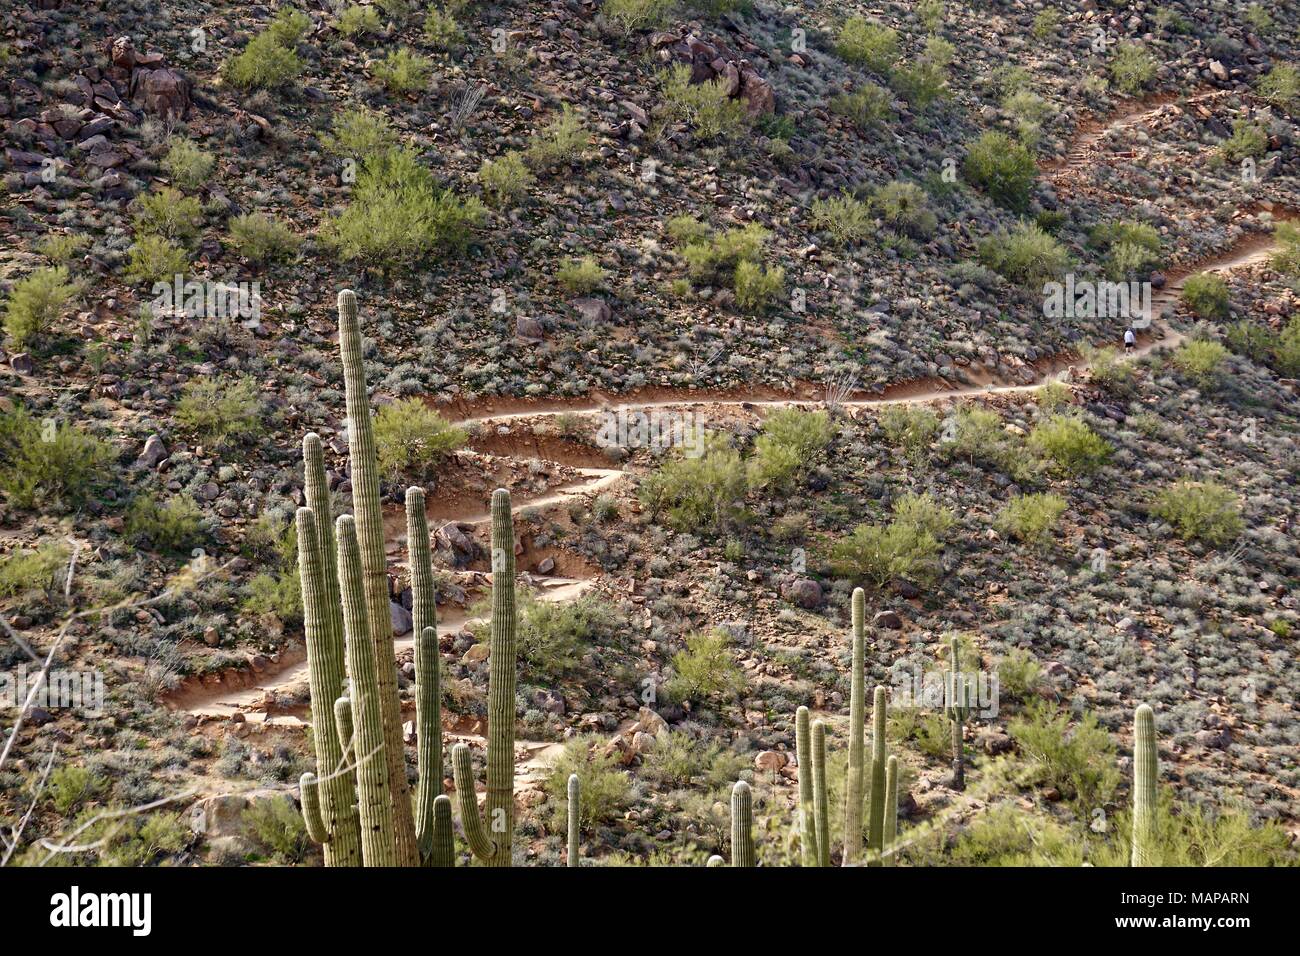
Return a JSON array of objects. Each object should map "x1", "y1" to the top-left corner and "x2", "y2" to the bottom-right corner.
[
  {"x1": 730, "y1": 780, "x2": 755, "y2": 867},
  {"x1": 843, "y1": 586, "x2": 866, "y2": 865},
  {"x1": 812, "y1": 719, "x2": 830, "y2": 867},
  {"x1": 451, "y1": 489, "x2": 518, "y2": 867},
  {"x1": 335, "y1": 514, "x2": 397, "y2": 866},
  {"x1": 947, "y1": 635, "x2": 967, "y2": 793},
  {"x1": 795, "y1": 705, "x2": 818, "y2": 867},
  {"x1": 866, "y1": 685, "x2": 887, "y2": 864},
  {"x1": 336, "y1": 289, "x2": 418, "y2": 865},
  {"x1": 430, "y1": 794, "x2": 454, "y2": 867},
  {"x1": 406, "y1": 487, "x2": 443, "y2": 865},
  {"x1": 1131, "y1": 704, "x2": 1158, "y2": 867},
  {"x1": 882, "y1": 754, "x2": 898, "y2": 867},
  {"x1": 294, "y1": 500, "x2": 360, "y2": 866},
  {"x1": 567, "y1": 773, "x2": 580, "y2": 868}
]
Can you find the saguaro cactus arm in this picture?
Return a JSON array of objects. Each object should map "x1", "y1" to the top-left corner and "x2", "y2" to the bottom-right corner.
[
  {"x1": 730, "y1": 780, "x2": 755, "y2": 867},
  {"x1": 300, "y1": 772, "x2": 329, "y2": 845},
  {"x1": 795, "y1": 705, "x2": 818, "y2": 867},
  {"x1": 567, "y1": 773, "x2": 581, "y2": 868},
  {"x1": 430, "y1": 794, "x2": 454, "y2": 867},
  {"x1": 1131, "y1": 703, "x2": 1158, "y2": 867},
  {"x1": 451, "y1": 742, "x2": 497, "y2": 862},
  {"x1": 843, "y1": 587, "x2": 867, "y2": 865}
]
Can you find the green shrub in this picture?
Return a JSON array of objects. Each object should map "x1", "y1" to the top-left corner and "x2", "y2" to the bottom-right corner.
[
  {"x1": 175, "y1": 375, "x2": 263, "y2": 448},
  {"x1": 830, "y1": 493, "x2": 953, "y2": 588},
  {"x1": 48, "y1": 765, "x2": 107, "y2": 815},
  {"x1": 0, "y1": 407, "x2": 115, "y2": 512},
  {"x1": 836, "y1": 17, "x2": 898, "y2": 72},
  {"x1": 1272, "y1": 316, "x2": 1300, "y2": 375},
  {"x1": 1257, "y1": 64, "x2": 1300, "y2": 111},
  {"x1": 872, "y1": 180, "x2": 937, "y2": 239},
  {"x1": 132, "y1": 187, "x2": 204, "y2": 244},
  {"x1": 666, "y1": 214, "x2": 712, "y2": 246},
  {"x1": 372, "y1": 47, "x2": 432, "y2": 94},
  {"x1": 810, "y1": 193, "x2": 872, "y2": 247},
  {"x1": 916, "y1": 0, "x2": 944, "y2": 32},
  {"x1": 890, "y1": 36, "x2": 953, "y2": 109},
  {"x1": 681, "y1": 224, "x2": 768, "y2": 282},
  {"x1": 1080, "y1": 343, "x2": 1136, "y2": 395},
  {"x1": 37, "y1": 232, "x2": 89, "y2": 264},
  {"x1": 963, "y1": 132, "x2": 1037, "y2": 211},
  {"x1": 879, "y1": 405, "x2": 939, "y2": 463},
  {"x1": 224, "y1": 29, "x2": 303, "y2": 90},
  {"x1": 1035, "y1": 381, "x2": 1072, "y2": 412},
  {"x1": 1008, "y1": 701, "x2": 1119, "y2": 813},
  {"x1": 664, "y1": 628, "x2": 743, "y2": 705},
  {"x1": 640, "y1": 730, "x2": 748, "y2": 789},
  {"x1": 267, "y1": 6, "x2": 312, "y2": 46},
  {"x1": 373, "y1": 397, "x2": 467, "y2": 481},
  {"x1": 1219, "y1": 119, "x2": 1268, "y2": 162},
  {"x1": 545, "y1": 736, "x2": 631, "y2": 831},
  {"x1": 639, "y1": 439, "x2": 748, "y2": 535},
  {"x1": 336, "y1": 4, "x2": 382, "y2": 36},
  {"x1": 555, "y1": 256, "x2": 606, "y2": 294},
  {"x1": 3, "y1": 266, "x2": 78, "y2": 349},
  {"x1": 1180, "y1": 272, "x2": 1230, "y2": 319},
  {"x1": 1093, "y1": 795, "x2": 1295, "y2": 867},
  {"x1": 321, "y1": 147, "x2": 485, "y2": 268},
  {"x1": 161, "y1": 137, "x2": 215, "y2": 192},
  {"x1": 659, "y1": 64, "x2": 749, "y2": 143},
  {"x1": 423, "y1": 7, "x2": 463, "y2": 48},
  {"x1": 996, "y1": 492, "x2": 1067, "y2": 546},
  {"x1": 941, "y1": 804, "x2": 1083, "y2": 867},
  {"x1": 1245, "y1": 2, "x2": 1273, "y2": 33},
  {"x1": 471, "y1": 592, "x2": 621, "y2": 682},
  {"x1": 1172, "y1": 339, "x2": 1231, "y2": 385},
  {"x1": 227, "y1": 212, "x2": 299, "y2": 263},
  {"x1": 1090, "y1": 219, "x2": 1162, "y2": 278},
  {"x1": 1031, "y1": 8, "x2": 1060, "y2": 39},
  {"x1": 830, "y1": 84, "x2": 893, "y2": 128},
  {"x1": 123, "y1": 236, "x2": 189, "y2": 286},
  {"x1": 125, "y1": 494, "x2": 205, "y2": 553},
  {"x1": 244, "y1": 795, "x2": 313, "y2": 863},
  {"x1": 321, "y1": 106, "x2": 396, "y2": 158},
  {"x1": 996, "y1": 648, "x2": 1041, "y2": 700},
  {"x1": 525, "y1": 104, "x2": 589, "y2": 170},
  {"x1": 747, "y1": 408, "x2": 832, "y2": 491},
  {"x1": 1152, "y1": 480, "x2": 1242, "y2": 545},
  {"x1": 732, "y1": 260, "x2": 784, "y2": 313},
  {"x1": 479, "y1": 151, "x2": 534, "y2": 207},
  {"x1": 1270, "y1": 221, "x2": 1300, "y2": 277},
  {"x1": 1109, "y1": 42, "x2": 1156, "y2": 94},
  {"x1": 602, "y1": 0, "x2": 677, "y2": 34},
  {"x1": 979, "y1": 222, "x2": 1069, "y2": 287},
  {"x1": 58, "y1": 808, "x2": 189, "y2": 866},
  {"x1": 1028, "y1": 414, "x2": 1111, "y2": 476},
  {"x1": 243, "y1": 569, "x2": 303, "y2": 627},
  {"x1": 0, "y1": 541, "x2": 70, "y2": 599}
]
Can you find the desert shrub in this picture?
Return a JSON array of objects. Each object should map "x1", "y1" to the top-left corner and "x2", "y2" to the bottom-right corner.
[
  {"x1": 132, "y1": 188, "x2": 204, "y2": 244},
  {"x1": 1272, "y1": 316, "x2": 1300, "y2": 375},
  {"x1": 545, "y1": 736, "x2": 631, "y2": 831},
  {"x1": 1152, "y1": 480, "x2": 1242, "y2": 545},
  {"x1": 659, "y1": 64, "x2": 749, "y2": 142},
  {"x1": 525, "y1": 104, "x2": 589, "y2": 170},
  {"x1": 321, "y1": 106, "x2": 396, "y2": 158},
  {"x1": 243, "y1": 569, "x2": 303, "y2": 626},
  {"x1": 890, "y1": 36, "x2": 953, "y2": 109},
  {"x1": 0, "y1": 407, "x2": 115, "y2": 512},
  {"x1": 227, "y1": 212, "x2": 299, "y2": 263},
  {"x1": 996, "y1": 492, "x2": 1067, "y2": 546},
  {"x1": 639, "y1": 439, "x2": 748, "y2": 535},
  {"x1": 681, "y1": 224, "x2": 768, "y2": 282},
  {"x1": 872, "y1": 180, "x2": 937, "y2": 239},
  {"x1": 1180, "y1": 272, "x2": 1230, "y2": 319},
  {"x1": 1035, "y1": 381, "x2": 1072, "y2": 412},
  {"x1": 941, "y1": 804, "x2": 1084, "y2": 867},
  {"x1": 1225, "y1": 320, "x2": 1276, "y2": 363},
  {"x1": 469, "y1": 591, "x2": 621, "y2": 681},
  {"x1": 810, "y1": 193, "x2": 872, "y2": 247},
  {"x1": 666, "y1": 214, "x2": 712, "y2": 246},
  {"x1": 56, "y1": 808, "x2": 189, "y2": 866},
  {"x1": 423, "y1": 7, "x2": 463, "y2": 48},
  {"x1": 1257, "y1": 63, "x2": 1300, "y2": 110},
  {"x1": 124, "y1": 236, "x2": 190, "y2": 286},
  {"x1": 1031, "y1": 8, "x2": 1060, "y2": 39},
  {"x1": 224, "y1": 26, "x2": 302, "y2": 90},
  {"x1": 640, "y1": 730, "x2": 748, "y2": 789},
  {"x1": 916, "y1": 0, "x2": 944, "y2": 32},
  {"x1": 372, "y1": 47, "x2": 432, "y2": 94},
  {"x1": 603, "y1": 0, "x2": 676, "y2": 34},
  {"x1": 996, "y1": 648, "x2": 1041, "y2": 700},
  {"x1": 732, "y1": 260, "x2": 784, "y2": 313},
  {"x1": 337, "y1": 4, "x2": 382, "y2": 35},
  {"x1": 830, "y1": 493, "x2": 953, "y2": 588},
  {"x1": 1003, "y1": 89, "x2": 1052, "y2": 128},
  {"x1": 37, "y1": 233, "x2": 90, "y2": 264},
  {"x1": 478, "y1": 151, "x2": 534, "y2": 206},
  {"x1": 1219, "y1": 119, "x2": 1268, "y2": 162},
  {"x1": 161, "y1": 137, "x2": 215, "y2": 192},
  {"x1": 836, "y1": 18, "x2": 898, "y2": 72},
  {"x1": 125, "y1": 494, "x2": 205, "y2": 553},
  {"x1": 1245, "y1": 3, "x2": 1273, "y2": 33},
  {"x1": 321, "y1": 147, "x2": 484, "y2": 268},
  {"x1": 1109, "y1": 42, "x2": 1156, "y2": 94},
  {"x1": 1008, "y1": 702, "x2": 1119, "y2": 813},
  {"x1": 979, "y1": 222, "x2": 1069, "y2": 287},
  {"x1": 963, "y1": 132, "x2": 1036, "y2": 211},
  {"x1": 0, "y1": 541, "x2": 69, "y2": 599},
  {"x1": 1080, "y1": 344, "x2": 1135, "y2": 395},
  {"x1": 1090, "y1": 219, "x2": 1161, "y2": 278},
  {"x1": 664, "y1": 628, "x2": 743, "y2": 705},
  {"x1": 830, "y1": 84, "x2": 893, "y2": 128},
  {"x1": 1092, "y1": 796, "x2": 1295, "y2": 867},
  {"x1": 3, "y1": 266, "x2": 78, "y2": 349},
  {"x1": 555, "y1": 256, "x2": 606, "y2": 294},
  {"x1": 244, "y1": 795, "x2": 312, "y2": 863},
  {"x1": 1270, "y1": 220, "x2": 1300, "y2": 277},
  {"x1": 747, "y1": 408, "x2": 832, "y2": 492},
  {"x1": 373, "y1": 397, "x2": 467, "y2": 481},
  {"x1": 1172, "y1": 339, "x2": 1230, "y2": 386},
  {"x1": 47, "y1": 765, "x2": 107, "y2": 815},
  {"x1": 879, "y1": 405, "x2": 939, "y2": 463},
  {"x1": 267, "y1": 6, "x2": 312, "y2": 46},
  {"x1": 1028, "y1": 414, "x2": 1111, "y2": 475},
  {"x1": 175, "y1": 375, "x2": 263, "y2": 448}
]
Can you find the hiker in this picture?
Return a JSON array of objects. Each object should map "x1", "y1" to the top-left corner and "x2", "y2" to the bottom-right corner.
[{"x1": 1123, "y1": 327, "x2": 1136, "y2": 353}]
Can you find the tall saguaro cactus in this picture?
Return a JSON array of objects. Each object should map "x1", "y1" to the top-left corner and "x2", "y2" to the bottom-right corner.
[
  {"x1": 866, "y1": 685, "x2": 888, "y2": 864},
  {"x1": 730, "y1": 780, "x2": 755, "y2": 867},
  {"x1": 451, "y1": 488, "x2": 519, "y2": 867},
  {"x1": 567, "y1": 774, "x2": 581, "y2": 868},
  {"x1": 947, "y1": 635, "x2": 969, "y2": 792},
  {"x1": 882, "y1": 754, "x2": 898, "y2": 867},
  {"x1": 843, "y1": 587, "x2": 867, "y2": 865},
  {"x1": 336, "y1": 289, "x2": 418, "y2": 865},
  {"x1": 294, "y1": 502, "x2": 360, "y2": 866},
  {"x1": 795, "y1": 705, "x2": 818, "y2": 867},
  {"x1": 406, "y1": 487, "x2": 443, "y2": 865},
  {"x1": 1131, "y1": 704, "x2": 1158, "y2": 867},
  {"x1": 812, "y1": 719, "x2": 831, "y2": 867}
]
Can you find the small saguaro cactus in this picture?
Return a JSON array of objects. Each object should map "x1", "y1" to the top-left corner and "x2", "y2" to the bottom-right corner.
[
  {"x1": 451, "y1": 488, "x2": 519, "y2": 867},
  {"x1": 567, "y1": 774, "x2": 581, "y2": 868},
  {"x1": 946, "y1": 635, "x2": 969, "y2": 792},
  {"x1": 406, "y1": 486, "x2": 444, "y2": 865},
  {"x1": 730, "y1": 780, "x2": 755, "y2": 867},
  {"x1": 866, "y1": 685, "x2": 888, "y2": 865},
  {"x1": 795, "y1": 705, "x2": 818, "y2": 867},
  {"x1": 812, "y1": 719, "x2": 831, "y2": 867},
  {"x1": 1131, "y1": 704, "x2": 1158, "y2": 867},
  {"x1": 882, "y1": 754, "x2": 899, "y2": 867},
  {"x1": 843, "y1": 586, "x2": 867, "y2": 865}
]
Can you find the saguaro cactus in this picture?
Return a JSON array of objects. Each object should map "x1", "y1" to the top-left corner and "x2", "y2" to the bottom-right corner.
[
  {"x1": 406, "y1": 487, "x2": 444, "y2": 865},
  {"x1": 882, "y1": 754, "x2": 898, "y2": 867},
  {"x1": 730, "y1": 780, "x2": 755, "y2": 867},
  {"x1": 294, "y1": 502, "x2": 360, "y2": 866},
  {"x1": 567, "y1": 773, "x2": 581, "y2": 868},
  {"x1": 335, "y1": 514, "x2": 397, "y2": 866},
  {"x1": 843, "y1": 586, "x2": 867, "y2": 865},
  {"x1": 812, "y1": 719, "x2": 830, "y2": 867},
  {"x1": 451, "y1": 489, "x2": 519, "y2": 867},
  {"x1": 430, "y1": 794, "x2": 454, "y2": 867},
  {"x1": 866, "y1": 685, "x2": 888, "y2": 864},
  {"x1": 947, "y1": 635, "x2": 969, "y2": 792},
  {"x1": 337, "y1": 289, "x2": 418, "y2": 865},
  {"x1": 795, "y1": 705, "x2": 818, "y2": 867},
  {"x1": 1131, "y1": 704, "x2": 1158, "y2": 867}
]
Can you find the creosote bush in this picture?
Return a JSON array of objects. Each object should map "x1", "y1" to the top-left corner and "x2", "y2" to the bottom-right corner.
[
  {"x1": 3, "y1": 266, "x2": 78, "y2": 349},
  {"x1": 124, "y1": 236, "x2": 190, "y2": 286},
  {"x1": 1109, "y1": 42, "x2": 1156, "y2": 94},
  {"x1": 1152, "y1": 480, "x2": 1242, "y2": 545},
  {"x1": 0, "y1": 407, "x2": 115, "y2": 512},
  {"x1": 125, "y1": 494, "x2": 206, "y2": 553},
  {"x1": 836, "y1": 18, "x2": 898, "y2": 72},
  {"x1": 545, "y1": 736, "x2": 631, "y2": 831},
  {"x1": 0, "y1": 541, "x2": 70, "y2": 599},
  {"x1": 659, "y1": 64, "x2": 750, "y2": 143},
  {"x1": 555, "y1": 256, "x2": 606, "y2": 294},
  {"x1": 1181, "y1": 272, "x2": 1230, "y2": 319},
  {"x1": 224, "y1": 12, "x2": 305, "y2": 90},
  {"x1": 1028, "y1": 415, "x2": 1112, "y2": 476},
  {"x1": 525, "y1": 105, "x2": 589, "y2": 170},
  {"x1": 830, "y1": 492, "x2": 954, "y2": 588},
  {"x1": 227, "y1": 212, "x2": 300, "y2": 264},
  {"x1": 995, "y1": 492, "x2": 1067, "y2": 546},
  {"x1": 161, "y1": 137, "x2": 216, "y2": 192},
  {"x1": 373, "y1": 397, "x2": 467, "y2": 482},
  {"x1": 372, "y1": 48, "x2": 433, "y2": 94},
  {"x1": 175, "y1": 375, "x2": 264, "y2": 448},
  {"x1": 479, "y1": 152, "x2": 535, "y2": 207},
  {"x1": 1172, "y1": 339, "x2": 1231, "y2": 386},
  {"x1": 963, "y1": 132, "x2": 1037, "y2": 211},
  {"x1": 664, "y1": 628, "x2": 744, "y2": 704},
  {"x1": 979, "y1": 222, "x2": 1069, "y2": 287}
]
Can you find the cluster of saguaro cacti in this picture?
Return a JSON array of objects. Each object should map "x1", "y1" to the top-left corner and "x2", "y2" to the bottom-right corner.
[
  {"x1": 297, "y1": 290, "x2": 495, "y2": 867},
  {"x1": 1131, "y1": 703, "x2": 1158, "y2": 867}
]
